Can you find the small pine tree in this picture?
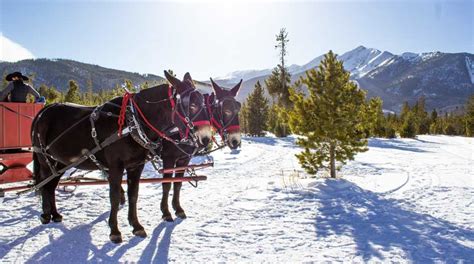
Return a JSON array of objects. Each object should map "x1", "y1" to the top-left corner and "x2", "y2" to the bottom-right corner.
[
  {"x1": 365, "y1": 97, "x2": 385, "y2": 137},
  {"x1": 288, "y1": 51, "x2": 368, "y2": 178},
  {"x1": 65, "y1": 80, "x2": 81, "y2": 103},
  {"x1": 430, "y1": 109, "x2": 438, "y2": 125},
  {"x1": 400, "y1": 112, "x2": 417, "y2": 138},
  {"x1": 415, "y1": 96, "x2": 430, "y2": 134},
  {"x1": 1, "y1": 73, "x2": 8, "y2": 91},
  {"x1": 38, "y1": 84, "x2": 49, "y2": 98},
  {"x1": 400, "y1": 101, "x2": 410, "y2": 121},
  {"x1": 239, "y1": 101, "x2": 249, "y2": 134},
  {"x1": 466, "y1": 95, "x2": 474, "y2": 137},
  {"x1": 245, "y1": 81, "x2": 269, "y2": 136}
]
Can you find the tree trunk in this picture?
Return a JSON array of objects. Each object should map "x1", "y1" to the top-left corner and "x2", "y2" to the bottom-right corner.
[{"x1": 329, "y1": 143, "x2": 336, "y2": 178}]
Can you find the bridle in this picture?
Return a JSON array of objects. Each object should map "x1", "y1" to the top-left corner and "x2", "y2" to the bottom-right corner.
[
  {"x1": 170, "y1": 86, "x2": 210, "y2": 141},
  {"x1": 206, "y1": 94, "x2": 241, "y2": 145},
  {"x1": 118, "y1": 85, "x2": 210, "y2": 151}
]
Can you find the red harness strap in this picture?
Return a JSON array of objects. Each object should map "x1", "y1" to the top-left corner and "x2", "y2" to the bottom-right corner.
[
  {"x1": 118, "y1": 86, "x2": 212, "y2": 144},
  {"x1": 117, "y1": 91, "x2": 174, "y2": 142},
  {"x1": 131, "y1": 99, "x2": 174, "y2": 142},
  {"x1": 118, "y1": 92, "x2": 133, "y2": 137},
  {"x1": 226, "y1": 125, "x2": 240, "y2": 133}
]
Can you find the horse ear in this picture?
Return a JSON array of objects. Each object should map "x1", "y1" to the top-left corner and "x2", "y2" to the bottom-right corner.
[
  {"x1": 183, "y1": 72, "x2": 196, "y2": 89},
  {"x1": 164, "y1": 70, "x2": 180, "y2": 88},
  {"x1": 210, "y1": 78, "x2": 223, "y2": 97},
  {"x1": 230, "y1": 79, "x2": 243, "y2": 97}
]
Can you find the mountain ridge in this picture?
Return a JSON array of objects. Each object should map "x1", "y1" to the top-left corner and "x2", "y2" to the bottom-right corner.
[
  {"x1": 1, "y1": 46, "x2": 472, "y2": 112},
  {"x1": 214, "y1": 46, "x2": 473, "y2": 112}
]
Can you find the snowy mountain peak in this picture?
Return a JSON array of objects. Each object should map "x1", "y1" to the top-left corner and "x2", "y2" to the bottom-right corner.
[
  {"x1": 216, "y1": 68, "x2": 272, "y2": 83},
  {"x1": 338, "y1": 46, "x2": 394, "y2": 78}
]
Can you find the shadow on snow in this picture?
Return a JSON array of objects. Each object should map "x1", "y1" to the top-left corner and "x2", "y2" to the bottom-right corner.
[
  {"x1": 301, "y1": 179, "x2": 474, "y2": 262},
  {"x1": 368, "y1": 138, "x2": 430, "y2": 153},
  {"x1": 1, "y1": 205, "x2": 181, "y2": 263}
]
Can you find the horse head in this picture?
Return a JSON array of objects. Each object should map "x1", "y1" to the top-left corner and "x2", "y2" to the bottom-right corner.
[
  {"x1": 209, "y1": 78, "x2": 242, "y2": 149},
  {"x1": 164, "y1": 71, "x2": 212, "y2": 147}
]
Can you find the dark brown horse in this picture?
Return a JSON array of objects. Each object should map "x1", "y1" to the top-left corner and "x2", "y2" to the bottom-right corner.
[
  {"x1": 159, "y1": 78, "x2": 242, "y2": 222},
  {"x1": 31, "y1": 71, "x2": 211, "y2": 243}
]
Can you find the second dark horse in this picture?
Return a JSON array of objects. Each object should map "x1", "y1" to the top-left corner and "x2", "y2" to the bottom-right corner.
[{"x1": 159, "y1": 77, "x2": 243, "y2": 222}]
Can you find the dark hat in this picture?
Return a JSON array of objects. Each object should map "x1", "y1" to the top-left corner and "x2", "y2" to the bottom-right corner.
[{"x1": 6, "y1": 72, "x2": 29, "y2": 81}]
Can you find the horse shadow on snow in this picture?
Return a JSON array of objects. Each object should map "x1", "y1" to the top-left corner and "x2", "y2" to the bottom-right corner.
[
  {"x1": 305, "y1": 179, "x2": 474, "y2": 262},
  {"x1": 1, "y1": 205, "x2": 181, "y2": 263}
]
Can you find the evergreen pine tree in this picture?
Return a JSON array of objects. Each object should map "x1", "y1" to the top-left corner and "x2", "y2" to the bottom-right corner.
[
  {"x1": 400, "y1": 101, "x2": 410, "y2": 121},
  {"x1": 265, "y1": 28, "x2": 292, "y2": 137},
  {"x1": 245, "y1": 81, "x2": 269, "y2": 136},
  {"x1": 288, "y1": 51, "x2": 368, "y2": 177},
  {"x1": 365, "y1": 97, "x2": 385, "y2": 137},
  {"x1": 415, "y1": 96, "x2": 429, "y2": 134},
  {"x1": 465, "y1": 95, "x2": 474, "y2": 137},
  {"x1": 38, "y1": 84, "x2": 49, "y2": 98},
  {"x1": 384, "y1": 113, "x2": 397, "y2": 138},
  {"x1": 430, "y1": 109, "x2": 438, "y2": 124},
  {"x1": 65, "y1": 80, "x2": 81, "y2": 103},
  {"x1": 239, "y1": 101, "x2": 249, "y2": 134},
  {"x1": 400, "y1": 112, "x2": 417, "y2": 138},
  {"x1": 86, "y1": 78, "x2": 93, "y2": 105}
]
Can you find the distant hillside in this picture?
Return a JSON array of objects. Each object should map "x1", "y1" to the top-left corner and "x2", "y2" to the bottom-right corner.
[{"x1": 0, "y1": 59, "x2": 165, "y2": 92}]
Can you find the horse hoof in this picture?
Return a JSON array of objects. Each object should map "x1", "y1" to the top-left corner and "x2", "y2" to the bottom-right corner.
[
  {"x1": 176, "y1": 211, "x2": 187, "y2": 219},
  {"x1": 133, "y1": 229, "x2": 147, "y2": 238},
  {"x1": 40, "y1": 214, "x2": 51, "y2": 224},
  {"x1": 109, "y1": 234, "x2": 123, "y2": 244},
  {"x1": 162, "y1": 215, "x2": 174, "y2": 222},
  {"x1": 52, "y1": 214, "x2": 63, "y2": 223}
]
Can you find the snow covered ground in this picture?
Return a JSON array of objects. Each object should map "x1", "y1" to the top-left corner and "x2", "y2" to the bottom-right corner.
[{"x1": 1, "y1": 135, "x2": 473, "y2": 263}]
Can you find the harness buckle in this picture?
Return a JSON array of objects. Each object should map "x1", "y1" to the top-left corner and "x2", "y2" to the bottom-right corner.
[
  {"x1": 89, "y1": 154, "x2": 97, "y2": 161},
  {"x1": 91, "y1": 128, "x2": 97, "y2": 138},
  {"x1": 185, "y1": 117, "x2": 194, "y2": 129}
]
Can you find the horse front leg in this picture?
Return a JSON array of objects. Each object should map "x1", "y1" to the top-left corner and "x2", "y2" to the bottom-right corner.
[
  {"x1": 125, "y1": 164, "x2": 146, "y2": 238},
  {"x1": 172, "y1": 158, "x2": 191, "y2": 219},
  {"x1": 36, "y1": 156, "x2": 63, "y2": 224},
  {"x1": 108, "y1": 165, "x2": 124, "y2": 243},
  {"x1": 161, "y1": 157, "x2": 174, "y2": 222}
]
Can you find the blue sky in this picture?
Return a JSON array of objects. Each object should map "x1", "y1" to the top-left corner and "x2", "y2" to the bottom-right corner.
[{"x1": 1, "y1": 0, "x2": 472, "y2": 80}]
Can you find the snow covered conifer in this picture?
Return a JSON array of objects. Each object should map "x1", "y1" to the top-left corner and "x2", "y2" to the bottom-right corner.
[{"x1": 288, "y1": 51, "x2": 368, "y2": 177}]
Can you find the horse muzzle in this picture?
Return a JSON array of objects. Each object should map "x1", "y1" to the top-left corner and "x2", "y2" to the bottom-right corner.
[
  {"x1": 227, "y1": 131, "x2": 241, "y2": 149},
  {"x1": 194, "y1": 124, "x2": 212, "y2": 147}
]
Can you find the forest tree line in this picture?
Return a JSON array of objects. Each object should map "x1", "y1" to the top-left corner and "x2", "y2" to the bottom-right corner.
[{"x1": 1, "y1": 74, "x2": 164, "y2": 106}]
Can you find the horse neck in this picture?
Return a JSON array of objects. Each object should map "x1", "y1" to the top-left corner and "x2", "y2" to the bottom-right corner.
[{"x1": 134, "y1": 84, "x2": 173, "y2": 140}]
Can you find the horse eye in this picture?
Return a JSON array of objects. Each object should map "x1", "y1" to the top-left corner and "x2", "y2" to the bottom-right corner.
[
  {"x1": 224, "y1": 109, "x2": 232, "y2": 116},
  {"x1": 190, "y1": 104, "x2": 198, "y2": 114}
]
